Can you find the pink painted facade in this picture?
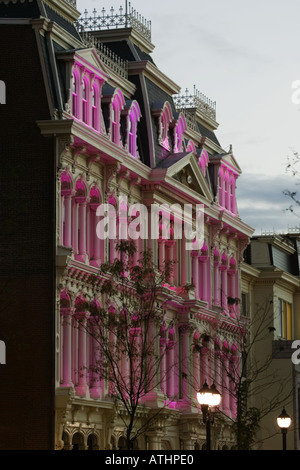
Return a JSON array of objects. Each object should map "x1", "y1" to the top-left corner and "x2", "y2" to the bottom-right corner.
[{"x1": 50, "y1": 2, "x2": 254, "y2": 451}]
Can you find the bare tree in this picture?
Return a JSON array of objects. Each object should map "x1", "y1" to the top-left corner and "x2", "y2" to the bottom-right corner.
[
  {"x1": 283, "y1": 149, "x2": 300, "y2": 218},
  {"x1": 81, "y1": 241, "x2": 180, "y2": 450},
  {"x1": 190, "y1": 297, "x2": 293, "y2": 450}
]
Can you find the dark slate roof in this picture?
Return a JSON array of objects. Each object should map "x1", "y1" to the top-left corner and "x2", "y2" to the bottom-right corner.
[
  {"x1": 197, "y1": 121, "x2": 220, "y2": 147},
  {"x1": 100, "y1": 40, "x2": 155, "y2": 65},
  {"x1": 156, "y1": 152, "x2": 190, "y2": 169},
  {"x1": 43, "y1": 4, "x2": 81, "y2": 41},
  {"x1": 0, "y1": 0, "x2": 40, "y2": 18}
]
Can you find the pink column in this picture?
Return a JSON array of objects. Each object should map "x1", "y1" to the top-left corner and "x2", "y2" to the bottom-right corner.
[
  {"x1": 213, "y1": 261, "x2": 220, "y2": 306},
  {"x1": 220, "y1": 265, "x2": 228, "y2": 313},
  {"x1": 89, "y1": 317, "x2": 101, "y2": 399},
  {"x1": 214, "y1": 349, "x2": 222, "y2": 396},
  {"x1": 180, "y1": 325, "x2": 189, "y2": 398},
  {"x1": 229, "y1": 355, "x2": 239, "y2": 418},
  {"x1": 193, "y1": 347, "x2": 201, "y2": 392},
  {"x1": 77, "y1": 199, "x2": 87, "y2": 262},
  {"x1": 166, "y1": 340, "x2": 175, "y2": 397},
  {"x1": 200, "y1": 347, "x2": 210, "y2": 384},
  {"x1": 159, "y1": 337, "x2": 167, "y2": 394},
  {"x1": 166, "y1": 240, "x2": 175, "y2": 285},
  {"x1": 89, "y1": 204, "x2": 101, "y2": 267},
  {"x1": 72, "y1": 196, "x2": 78, "y2": 254},
  {"x1": 198, "y1": 256, "x2": 209, "y2": 301},
  {"x1": 64, "y1": 195, "x2": 72, "y2": 247},
  {"x1": 75, "y1": 311, "x2": 90, "y2": 397},
  {"x1": 191, "y1": 251, "x2": 199, "y2": 298},
  {"x1": 158, "y1": 240, "x2": 165, "y2": 272},
  {"x1": 221, "y1": 352, "x2": 230, "y2": 414},
  {"x1": 181, "y1": 234, "x2": 186, "y2": 286},
  {"x1": 61, "y1": 308, "x2": 73, "y2": 387}
]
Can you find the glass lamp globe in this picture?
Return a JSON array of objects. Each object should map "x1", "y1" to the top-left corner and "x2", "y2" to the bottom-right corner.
[
  {"x1": 197, "y1": 381, "x2": 212, "y2": 406},
  {"x1": 277, "y1": 409, "x2": 291, "y2": 429}
]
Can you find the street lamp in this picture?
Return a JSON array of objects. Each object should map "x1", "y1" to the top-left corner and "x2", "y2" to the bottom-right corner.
[
  {"x1": 197, "y1": 381, "x2": 221, "y2": 450},
  {"x1": 277, "y1": 408, "x2": 291, "y2": 450}
]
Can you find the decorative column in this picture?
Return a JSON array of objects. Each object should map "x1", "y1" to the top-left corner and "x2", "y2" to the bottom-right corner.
[
  {"x1": 181, "y1": 232, "x2": 187, "y2": 286},
  {"x1": 63, "y1": 193, "x2": 72, "y2": 248},
  {"x1": 75, "y1": 311, "x2": 90, "y2": 397},
  {"x1": 220, "y1": 264, "x2": 228, "y2": 314},
  {"x1": 229, "y1": 354, "x2": 239, "y2": 418},
  {"x1": 158, "y1": 239, "x2": 165, "y2": 272},
  {"x1": 77, "y1": 198, "x2": 87, "y2": 262},
  {"x1": 166, "y1": 240, "x2": 176, "y2": 285},
  {"x1": 221, "y1": 351, "x2": 230, "y2": 414},
  {"x1": 200, "y1": 346, "x2": 210, "y2": 384},
  {"x1": 166, "y1": 338, "x2": 175, "y2": 398},
  {"x1": 89, "y1": 316, "x2": 101, "y2": 399},
  {"x1": 191, "y1": 251, "x2": 199, "y2": 298},
  {"x1": 180, "y1": 325, "x2": 190, "y2": 400},
  {"x1": 60, "y1": 307, "x2": 73, "y2": 387},
  {"x1": 159, "y1": 325, "x2": 167, "y2": 394}
]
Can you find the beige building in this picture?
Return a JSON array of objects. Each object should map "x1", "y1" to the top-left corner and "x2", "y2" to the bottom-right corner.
[{"x1": 242, "y1": 232, "x2": 300, "y2": 450}]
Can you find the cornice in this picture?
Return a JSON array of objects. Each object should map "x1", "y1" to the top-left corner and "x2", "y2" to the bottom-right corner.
[
  {"x1": 128, "y1": 60, "x2": 181, "y2": 96},
  {"x1": 42, "y1": 0, "x2": 81, "y2": 24},
  {"x1": 91, "y1": 27, "x2": 155, "y2": 56},
  {"x1": 241, "y1": 261, "x2": 261, "y2": 279}
]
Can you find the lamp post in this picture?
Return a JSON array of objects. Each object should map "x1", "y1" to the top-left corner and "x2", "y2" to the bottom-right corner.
[
  {"x1": 197, "y1": 381, "x2": 221, "y2": 450},
  {"x1": 277, "y1": 408, "x2": 291, "y2": 450}
]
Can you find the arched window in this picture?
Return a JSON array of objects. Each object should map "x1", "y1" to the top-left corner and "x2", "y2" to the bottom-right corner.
[
  {"x1": 218, "y1": 167, "x2": 224, "y2": 207},
  {"x1": 186, "y1": 140, "x2": 196, "y2": 155},
  {"x1": 60, "y1": 170, "x2": 73, "y2": 247},
  {"x1": 174, "y1": 113, "x2": 187, "y2": 153},
  {"x1": 72, "y1": 71, "x2": 79, "y2": 118},
  {"x1": 92, "y1": 83, "x2": 99, "y2": 130},
  {"x1": 199, "y1": 149, "x2": 209, "y2": 176},
  {"x1": 87, "y1": 185, "x2": 103, "y2": 267},
  {"x1": 126, "y1": 100, "x2": 141, "y2": 158},
  {"x1": 110, "y1": 89, "x2": 125, "y2": 145},
  {"x1": 82, "y1": 77, "x2": 89, "y2": 124},
  {"x1": 73, "y1": 178, "x2": 87, "y2": 262},
  {"x1": 159, "y1": 102, "x2": 173, "y2": 151},
  {"x1": 230, "y1": 175, "x2": 236, "y2": 214},
  {"x1": 224, "y1": 170, "x2": 229, "y2": 209}
]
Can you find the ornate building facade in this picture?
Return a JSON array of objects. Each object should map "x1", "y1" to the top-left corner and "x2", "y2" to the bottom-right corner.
[{"x1": 0, "y1": 0, "x2": 253, "y2": 450}]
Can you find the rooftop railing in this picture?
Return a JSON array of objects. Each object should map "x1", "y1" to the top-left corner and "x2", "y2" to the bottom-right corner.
[
  {"x1": 76, "y1": 3, "x2": 151, "y2": 42},
  {"x1": 80, "y1": 31, "x2": 128, "y2": 79},
  {"x1": 173, "y1": 86, "x2": 216, "y2": 120}
]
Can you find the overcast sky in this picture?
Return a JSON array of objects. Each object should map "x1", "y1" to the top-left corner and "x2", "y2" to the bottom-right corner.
[{"x1": 76, "y1": 0, "x2": 300, "y2": 234}]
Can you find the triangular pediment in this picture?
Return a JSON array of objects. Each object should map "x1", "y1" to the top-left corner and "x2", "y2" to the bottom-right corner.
[
  {"x1": 75, "y1": 48, "x2": 109, "y2": 80},
  {"x1": 154, "y1": 152, "x2": 213, "y2": 201},
  {"x1": 220, "y1": 152, "x2": 242, "y2": 174}
]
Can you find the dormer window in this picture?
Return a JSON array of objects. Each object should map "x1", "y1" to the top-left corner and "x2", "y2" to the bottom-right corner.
[
  {"x1": 70, "y1": 59, "x2": 106, "y2": 132},
  {"x1": 199, "y1": 149, "x2": 209, "y2": 176},
  {"x1": 92, "y1": 83, "x2": 99, "y2": 130},
  {"x1": 110, "y1": 89, "x2": 125, "y2": 146},
  {"x1": 186, "y1": 140, "x2": 196, "y2": 155},
  {"x1": 123, "y1": 100, "x2": 141, "y2": 158},
  {"x1": 174, "y1": 113, "x2": 187, "y2": 153},
  {"x1": 72, "y1": 71, "x2": 79, "y2": 118},
  {"x1": 159, "y1": 102, "x2": 173, "y2": 151},
  {"x1": 218, "y1": 165, "x2": 238, "y2": 214},
  {"x1": 82, "y1": 77, "x2": 88, "y2": 124}
]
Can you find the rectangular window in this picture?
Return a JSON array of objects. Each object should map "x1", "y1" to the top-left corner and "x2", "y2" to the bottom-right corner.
[
  {"x1": 241, "y1": 293, "x2": 248, "y2": 317},
  {"x1": 278, "y1": 299, "x2": 293, "y2": 340}
]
